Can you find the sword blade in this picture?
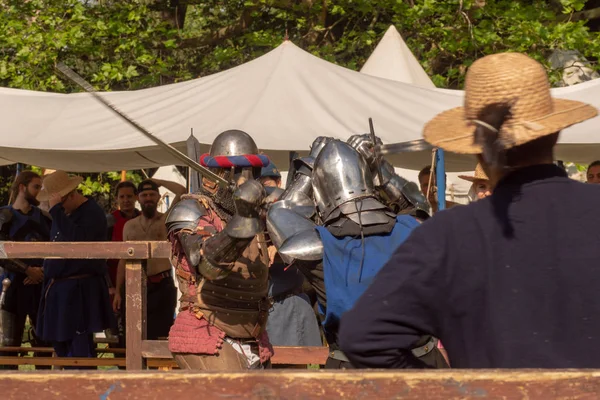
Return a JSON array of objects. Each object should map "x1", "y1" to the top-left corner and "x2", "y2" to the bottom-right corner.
[
  {"x1": 375, "y1": 139, "x2": 433, "y2": 155},
  {"x1": 186, "y1": 131, "x2": 203, "y2": 193},
  {"x1": 55, "y1": 63, "x2": 229, "y2": 188}
]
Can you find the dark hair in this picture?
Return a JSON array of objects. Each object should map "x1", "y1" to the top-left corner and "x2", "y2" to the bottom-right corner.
[
  {"x1": 115, "y1": 181, "x2": 137, "y2": 197},
  {"x1": 504, "y1": 133, "x2": 558, "y2": 167},
  {"x1": 418, "y1": 165, "x2": 447, "y2": 184},
  {"x1": 418, "y1": 165, "x2": 431, "y2": 182},
  {"x1": 587, "y1": 160, "x2": 600, "y2": 175},
  {"x1": 9, "y1": 171, "x2": 41, "y2": 204}
]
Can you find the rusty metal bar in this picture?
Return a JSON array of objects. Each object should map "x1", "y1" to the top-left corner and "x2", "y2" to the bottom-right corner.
[{"x1": 125, "y1": 259, "x2": 146, "y2": 370}]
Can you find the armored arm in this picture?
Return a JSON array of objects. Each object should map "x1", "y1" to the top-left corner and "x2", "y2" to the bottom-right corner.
[
  {"x1": 377, "y1": 159, "x2": 431, "y2": 217},
  {"x1": 166, "y1": 181, "x2": 266, "y2": 281},
  {"x1": 278, "y1": 136, "x2": 334, "y2": 214},
  {"x1": 264, "y1": 137, "x2": 332, "y2": 264},
  {"x1": 266, "y1": 202, "x2": 323, "y2": 265},
  {"x1": 347, "y1": 134, "x2": 431, "y2": 217}
]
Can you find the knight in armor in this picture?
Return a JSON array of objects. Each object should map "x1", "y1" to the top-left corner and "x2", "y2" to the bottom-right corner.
[
  {"x1": 165, "y1": 130, "x2": 273, "y2": 370},
  {"x1": 0, "y1": 171, "x2": 52, "y2": 369},
  {"x1": 267, "y1": 138, "x2": 448, "y2": 369},
  {"x1": 259, "y1": 162, "x2": 321, "y2": 348}
]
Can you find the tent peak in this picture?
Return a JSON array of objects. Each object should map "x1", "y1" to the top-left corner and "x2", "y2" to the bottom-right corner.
[{"x1": 361, "y1": 24, "x2": 435, "y2": 88}]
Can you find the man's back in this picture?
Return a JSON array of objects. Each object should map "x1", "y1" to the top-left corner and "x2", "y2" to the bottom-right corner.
[
  {"x1": 439, "y1": 164, "x2": 600, "y2": 367},
  {"x1": 340, "y1": 164, "x2": 600, "y2": 368}
]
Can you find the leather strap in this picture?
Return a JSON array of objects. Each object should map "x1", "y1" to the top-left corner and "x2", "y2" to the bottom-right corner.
[
  {"x1": 327, "y1": 337, "x2": 437, "y2": 364},
  {"x1": 411, "y1": 336, "x2": 437, "y2": 358}
]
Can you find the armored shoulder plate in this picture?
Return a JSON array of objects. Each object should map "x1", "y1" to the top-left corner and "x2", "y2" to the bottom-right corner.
[{"x1": 165, "y1": 198, "x2": 207, "y2": 234}]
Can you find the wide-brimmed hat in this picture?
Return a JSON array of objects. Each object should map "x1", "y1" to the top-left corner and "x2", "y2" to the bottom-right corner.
[
  {"x1": 459, "y1": 163, "x2": 489, "y2": 183},
  {"x1": 423, "y1": 53, "x2": 598, "y2": 154},
  {"x1": 37, "y1": 170, "x2": 83, "y2": 202}
]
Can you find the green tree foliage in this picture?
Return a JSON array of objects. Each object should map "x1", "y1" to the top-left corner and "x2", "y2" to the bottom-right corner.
[
  {"x1": 1, "y1": 0, "x2": 599, "y2": 92},
  {"x1": 0, "y1": 0, "x2": 598, "y2": 202}
]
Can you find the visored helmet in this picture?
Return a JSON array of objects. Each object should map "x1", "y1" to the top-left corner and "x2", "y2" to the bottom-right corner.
[{"x1": 312, "y1": 140, "x2": 376, "y2": 222}]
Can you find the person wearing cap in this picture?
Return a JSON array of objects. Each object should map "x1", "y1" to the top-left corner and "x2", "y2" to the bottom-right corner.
[
  {"x1": 260, "y1": 162, "x2": 322, "y2": 349},
  {"x1": 36, "y1": 171, "x2": 116, "y2": 359},
  {"x1": 259, "y1": 161, "x2": 282, "y2": 188},
  {"x1": 112, "y1": 178, "x2": 185, "y2": 341},
  {"x1": 339, "y1": 52, "x2": 599, "y2": 368},
  {"x1": 459, "y1": 163, "x2": 492, "y2": 202}
]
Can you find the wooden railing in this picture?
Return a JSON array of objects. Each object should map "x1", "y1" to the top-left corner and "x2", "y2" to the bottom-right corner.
[
  {"x1": 4, "y1": 241, "x2": 600, "y2": 399},
  {"x1": 0, "y1": 241, "x2": 328, "y2": 370},
  {"x1": 3, "y1": 370, "x2": 600, "y2": 398}
]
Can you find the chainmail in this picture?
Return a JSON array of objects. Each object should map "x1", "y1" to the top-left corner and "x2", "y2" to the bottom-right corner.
[{"x1": 198, "y1": 186, "x2": 235, "y2": 222}]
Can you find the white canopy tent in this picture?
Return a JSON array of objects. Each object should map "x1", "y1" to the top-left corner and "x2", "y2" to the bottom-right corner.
[
  {"x1": 360, "y1": 25, "x2": 473, "y2": 202},
  {"x1": 151, "y1": 166, "x2": 187, "y2": 213},
  {"x1": 0, "y1": 40, "x2": 598, "y2": 173}
]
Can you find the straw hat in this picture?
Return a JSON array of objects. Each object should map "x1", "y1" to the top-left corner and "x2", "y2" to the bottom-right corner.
[
  {"x1": 459, "y1": 163, "x2": 489, "y2": 183},
  {"x1": 37, "y1": 170, "x2": 83, "y2": 202},
  {"x1": 423, "y1": 53, "x2": 598, "y2": 154}
]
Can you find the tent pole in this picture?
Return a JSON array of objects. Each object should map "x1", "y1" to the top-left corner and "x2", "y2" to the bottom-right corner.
[
  {"x1": 436, "y1": 149, "x2": 446, "y2": 211},
  {"x1": 121, "y1": 170, "x2": 126, "y2": 182}
]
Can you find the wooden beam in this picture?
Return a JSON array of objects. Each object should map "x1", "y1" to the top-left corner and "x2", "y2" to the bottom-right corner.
[
  {"x1": 0, "y1": 347, "x2": 126, "y2": 354},
  {"x1": 141, "y1": 340, "x2": 329, "y2": 364},
  {"x1": 0, "y1": 241, "x2": 155, "y2": 259},
  {"x1": 0, "y1": 357, "x2": 125, "y2": 367},
  {"x1": 0, "y1": 357, "x2": 174, "y2": 368},
  {"x1": 150, "y1": 240, "x2": 170, "y2": 260},
  {"x1": 272, "y1": 346, "x2": 329, "y2": 365},
  {"x1": 3, "y1": 370, "x2": 600, "y2": 398},
  {"x1": 125, "y1": 260, "x2": 147, "y2": 370}
]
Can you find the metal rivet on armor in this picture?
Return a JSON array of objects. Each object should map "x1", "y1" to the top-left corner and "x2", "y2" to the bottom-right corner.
[
  {"x1": 127, "y1": 247, "x2": 135, "y2": 257},
  {"x1": 225, "y1": 293, "x2": 228, "y2": 297}
]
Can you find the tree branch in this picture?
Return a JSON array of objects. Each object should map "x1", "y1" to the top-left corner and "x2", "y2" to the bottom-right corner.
[
  {"x1": 557, "y1": 7, "x2": 600, "y2": 22},
  {"x1": 175, "y1": 6, "x2": 257, "y2": 49}
]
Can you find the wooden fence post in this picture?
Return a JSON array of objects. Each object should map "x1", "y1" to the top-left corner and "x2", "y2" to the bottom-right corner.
[{"x1": 125, "y1": 259, "x2": 147, "y2": 370}]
